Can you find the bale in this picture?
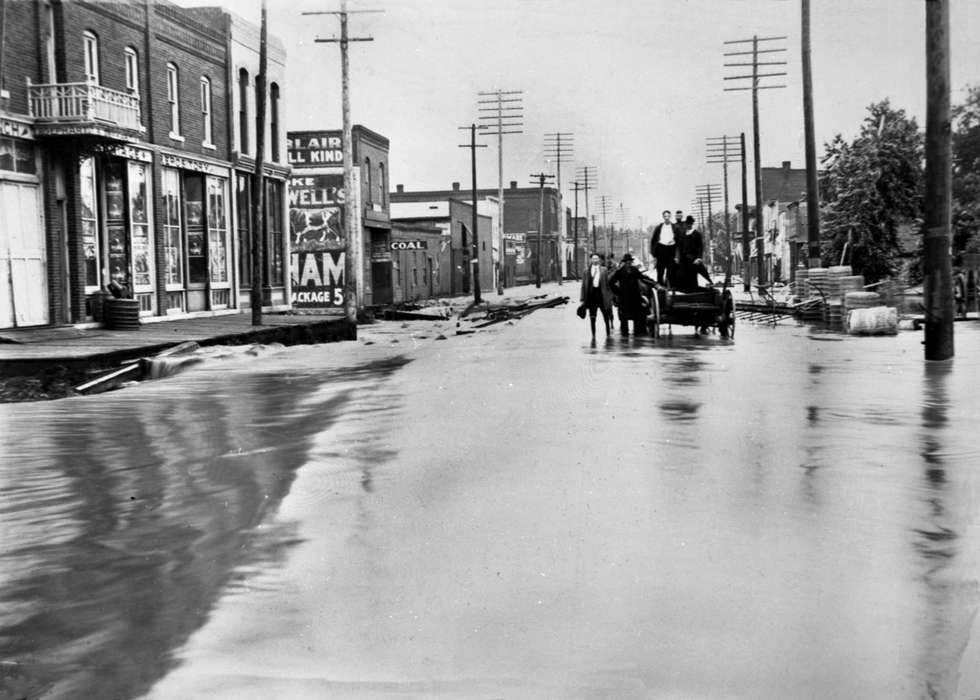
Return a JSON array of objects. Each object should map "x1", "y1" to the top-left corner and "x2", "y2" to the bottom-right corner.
[{"x1": 847, "y1": 306, "x2": 898, "y2": 335}]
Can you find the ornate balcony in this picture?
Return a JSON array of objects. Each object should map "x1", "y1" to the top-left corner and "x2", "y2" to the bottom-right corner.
[{"x1": 28, "y1": 81, "x2": 143, "y2": 138}]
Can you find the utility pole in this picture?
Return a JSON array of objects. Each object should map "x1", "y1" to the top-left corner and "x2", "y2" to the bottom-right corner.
[
  {"x1": 530, "y1": 172, "x2": 555, "y2": 288},
  {"x1": 724, "y1": 34, "x2": 787, "y2": 287},
  {"x1": 597, "y1": 195, "x2": 613, "y2": 259},
  {"x1": 801, "y1": 0, "x2": 821, "y2": 268},
  {"x1": 576, "y1": 165, "x2": 596, "y2": 253},
  {"x1": 923, "y1": 0, "x2": 953, "y2": 360},
  {"x1": 543, "y1": 132, "x2": 573, "y2": 284},
  {"x1": 309, "y1": 0, "x2": 380, "y2": 322},
  {"x1": 707, "y1": 135, "x2": 742, "y2": 286},
  {"x1": 571, "y1": 180, "x2": 583, "y2": 277},
  {"x1": 249, "y1": 0, "x2": 268, "y2": 325},
  {"x1": 695, "y1": 184, "x2": 721, "y2": 268},
  {"x1": 478, "y1": 89, "x2": 523, "y2": 294},
  {"x1": 739, "y1": 132, "x2": 750, "y2": 291},
  {"x1": 459, "y1": 124, "x2": 488, "y2": 303}
]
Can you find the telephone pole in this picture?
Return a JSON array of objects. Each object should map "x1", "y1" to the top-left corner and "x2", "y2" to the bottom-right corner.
[
  {"x1": 923, "y1": 0, "x2": 954, "y2": 360},
  {"x1": 544, "y1": 132, "x2": 573, "y2": 284},
  {"x1": 249, "y1": 0, "x2": 268, "y2": 325},
  {"x1": 695, "y1": 184, "x2": 721, "y2": 268},
  {"x1": 576, "y1": 165, "x2": 596, "y2": 253},
  {"x1": 459, "y1": 124, "x2": 488, "y2": 303},
  {"x1": 478, "y1": 89, "x2": 523, "y2": 294},
  {"x1": 571, "y1": 180, "x2": 583, "y2": 277},
  {"x1": 597, "y1": 195, "x2": 613, "y2": 259},
  {"x1": 724, "y1": 34, "x2": 787, "y2": 287},
  {"x1": 739, "y1": 132, "x2": 750, "y2": 291},
  {"x1": 530, "y1": 172, "x2": 555, "y2": 288},
  {"x1": 801, "y1": 0, "x2": 822, "y2": 268},
  {"x1": 707, "y1": 135, "x2": 742, "y2": 285},
  {"x1": 308, "y1": 0, "x2": 380, "y2": 321}
]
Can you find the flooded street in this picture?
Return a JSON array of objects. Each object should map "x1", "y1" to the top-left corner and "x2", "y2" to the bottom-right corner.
[{"x1": 3, "y1": 307, "x2": 980, "y2": 699}]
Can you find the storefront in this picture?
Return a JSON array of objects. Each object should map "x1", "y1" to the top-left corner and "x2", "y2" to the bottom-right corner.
[
  {"x1": 0, "y1": 118, "x2": 47, "y2": 329},
  {"x1": 157, "y1": 152, "x2": 233, "y2": 315}
]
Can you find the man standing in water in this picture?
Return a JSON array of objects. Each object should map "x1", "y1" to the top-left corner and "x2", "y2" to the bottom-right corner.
[{"x1": 579, "y1": 253, "x2": 614, "y2": 339}]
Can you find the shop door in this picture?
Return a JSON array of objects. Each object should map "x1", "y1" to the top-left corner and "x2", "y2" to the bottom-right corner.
[
  {"x1": 183, "y1": 174, "x2": 208, "y2": 312},
  {"x1": 0, "y1": 181, "x2": 48, "y2": 328},
  {"x1": 371, "y1": 261, "x2": 393, "y2": 305}
]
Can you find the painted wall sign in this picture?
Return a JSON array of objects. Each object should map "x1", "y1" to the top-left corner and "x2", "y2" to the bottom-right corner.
[
  {"x1": 287, "y1": 131, "x2": 344, "y2": 167},
  {"x1": 290, "y1": 251, "x2": 345, "y2": 307},
  {"x1": 110, "y1": 144, "x2": 153, "y2": 163},
  {"x1": 160, "y1": 153, "x2": 221, "y2": 175},
  {"x1": 289, "y1": 171, "x2": 346, "y2": 309},
  {"x1": 0, "y1": 118, "x2": 34, "y2": 139},
  {"x1": 391, "y1": 240, "x2": 428, "y2": 250}
]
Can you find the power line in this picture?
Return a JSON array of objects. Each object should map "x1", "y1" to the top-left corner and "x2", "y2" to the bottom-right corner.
[{"x1": 529, "y1": 172, "x2": 555, "y2": 288}]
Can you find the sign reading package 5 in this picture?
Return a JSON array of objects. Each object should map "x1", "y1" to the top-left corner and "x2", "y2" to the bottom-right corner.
[{"x1": 291, "y1": 251, "x2": 345, "y2": 307}]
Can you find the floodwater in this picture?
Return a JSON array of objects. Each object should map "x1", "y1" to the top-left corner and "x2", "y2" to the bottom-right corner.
[{"x1": 2, "y1": 308, "x2": 980, "y2": 699}]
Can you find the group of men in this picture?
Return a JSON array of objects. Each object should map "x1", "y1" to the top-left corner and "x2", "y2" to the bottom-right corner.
[{"x1": 578, "y1": 209, "x2": 714, "y2": 338}]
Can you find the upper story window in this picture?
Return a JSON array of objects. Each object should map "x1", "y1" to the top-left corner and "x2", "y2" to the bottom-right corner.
[
  {"x1": 83, "y1": 31, "x2": 100, "y2": 83},
  {"x1": 166, "y1": 63, "x2": 181, "y2": 138},
  {"x1": 270, "y1": 82, "x2": 280, "y2": 162},
  {"x1": 124, "y1": 47, "x2": 138, "y2": 93},
  {"x1": 201, "y1": 76, "x2": 213, "y2": 146},
  {"x1": 363, "y1": 157, "x2": 373, "y2": 204},
  {"x1": 238, "y1": 68, "x2": 250, "y2": 154},
  {"x1": 378, "y1": 162, "x2": 386, "y2": 207}
]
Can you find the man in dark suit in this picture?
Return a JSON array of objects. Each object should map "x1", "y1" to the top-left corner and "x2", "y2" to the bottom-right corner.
[
  {"x1": 649, "y1": 209, "x2": 680, "y2": 287},
  {"x1": 677, "y1": 215, "x2": 713, "y2": 291},
  {"x1": 609, "y1": 253, "x2": 649, "y2": 336},
  {"x1": 579, "y1": 253, "x2": 614, "y2": 338}
]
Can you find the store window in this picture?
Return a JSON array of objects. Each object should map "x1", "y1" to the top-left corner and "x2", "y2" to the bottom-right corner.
[
  {"x1": 124, "y1": 47, "x2": 138, "y2": 93},
  {"x1": 128, "y1": 162, "x2": 153, "y2": 292},
  {"x1": 104, "y1": 161, "x2": 129, "y2": 291},
  {"x1": 80, "y1": 157, "x2": 100, "y2": 290},
  {"x1": 207, "y1": 176, "x2": 228, "y2": 284},
  {"x1": 0, "y1": 138, "x2": 36, "y2": 174},
  {"x1": 237, "y1": 175, "x2": 252, "y2": 287},
  {"x1": 266, "y1": 179, "x2": 284, "y2": 286},
  {"x1": 167, "y1": 63, "x2": 181, "y2": 137},
  {"x1": 238, "y1": 69, "x2": 250, "y2": 154},
  {"x1": 83, "y1": 31, "x2": 99, "y2": 83},
  {"x1": 201, "y1": 77, "x2": 213, "y2": 146},
  {"x1": 162, "y1": 168, "x2": 183, "y2": 287}
]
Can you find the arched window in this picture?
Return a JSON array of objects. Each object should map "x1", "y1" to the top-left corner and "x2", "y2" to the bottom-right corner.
[
  {"x1": 378, "y1": 162, "x2": 386, "y2": 207},
  {"x1": 270, "y1": 82, "x2": 280, "y2": 162},
  {"x1": 124, "y1": 47, "x2": 138, "y2": 93},
  {"x1": 238, "y1": 68, "x2": 250, "y2": 154},
  {"x1": 166, "y1": 63, "x2": 180, "y2": 136},
  {"x1": 83, "y1": 31, "x2": 99, "y2": 83},
  {"x1": 363, "y1": 157, "x2": 373, "y2": 205}
]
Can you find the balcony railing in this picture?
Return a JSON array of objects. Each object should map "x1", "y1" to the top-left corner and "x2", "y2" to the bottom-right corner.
[{"x1": 28, "y1": 81, "x2": 142, "y2": 132}]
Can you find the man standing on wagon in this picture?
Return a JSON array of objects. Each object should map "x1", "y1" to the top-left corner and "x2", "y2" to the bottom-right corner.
[{"x1": 650, "y1": 209, "x2": 680, "y2": 287}]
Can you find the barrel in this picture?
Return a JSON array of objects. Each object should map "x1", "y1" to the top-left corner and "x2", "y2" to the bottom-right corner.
[{"x1": 104, "y1": 298, "x2": 141, "y2": 330}]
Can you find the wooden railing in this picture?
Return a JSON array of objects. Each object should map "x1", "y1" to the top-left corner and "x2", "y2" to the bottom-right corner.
[{"x1": 28, "y1": 81, "x2": 142, "y2": 131}]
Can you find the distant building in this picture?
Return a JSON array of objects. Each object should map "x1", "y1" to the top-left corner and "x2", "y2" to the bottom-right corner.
[
  {"x1": 761, "y1": 160, "x2": 812, "y2": 283},
  {"x1": 392, "y1": 180, "x2": 560, "y2": 288}
]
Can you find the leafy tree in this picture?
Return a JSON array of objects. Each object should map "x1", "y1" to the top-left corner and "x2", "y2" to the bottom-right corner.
[
  {"x1": 819, "y1": 100, "x2": 924, "y2": 282},
  {"x1": 952, "y1": 83, "x2": 980, "y2": 257}
]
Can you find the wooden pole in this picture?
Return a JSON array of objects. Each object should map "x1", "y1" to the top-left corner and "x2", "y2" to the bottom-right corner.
[
  {"x1": 752, "y1": 35, "x2": 766, "y2": 286},
  {"x1": 923, "y1": 0, "x2": 954, "y2": 360},
  {"x1": 249, "y1": 0, "x2": 268, "y2": 325},
  {"x1": 470, "y1": 124, "x2": 482, "y2": 303},
  {"x1": 802, "y1": 0, "x2": 822, "y2": 267}
]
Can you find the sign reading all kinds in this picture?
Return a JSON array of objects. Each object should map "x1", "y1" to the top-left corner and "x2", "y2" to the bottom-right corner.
[{"x1": 287, "y1": 131, "x2": 344, "y2": 168}]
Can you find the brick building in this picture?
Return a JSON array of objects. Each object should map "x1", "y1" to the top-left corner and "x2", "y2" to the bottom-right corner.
[
  {"x1": 391, "y1": 180, "x2": 559, "y2": 288},
  {"x1": 0, "y1": 0, "x2": 289, "y2": 330}
]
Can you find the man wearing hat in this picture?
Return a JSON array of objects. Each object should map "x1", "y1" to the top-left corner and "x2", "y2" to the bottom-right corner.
[
  {"x1": 608, "y1": 253, "x2": 649, "y2": 336},
  {"x1": 649, "y1": 209, "x2": 680, "y2": 287},
  {"x1": 579, "y1": 253, "x2": 614, "y2": 338},
  {"x1": 677, "y1": 215, "x2": 713, "y2": 291}
]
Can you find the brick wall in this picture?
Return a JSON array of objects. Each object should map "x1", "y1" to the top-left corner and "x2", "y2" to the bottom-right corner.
[{"x1": 1, "y1": 0, "x2": 41, "y2": 114}]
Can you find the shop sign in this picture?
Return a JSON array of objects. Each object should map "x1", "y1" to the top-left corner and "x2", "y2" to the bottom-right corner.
[
  {"x1": 290, "y1": 251, "x2": 345, "y2": 307},
  {"x1": 160, "y1": 152, "x2": 220, "y2": 175},
  {"x1": 502, "y1": 233, "x2": 526, "y2": 242},
  {"x1": 110, "y1": 144, "x2": 153, "y2": 163},
  {"x1": 288, "y1": 173, "x2": 345, "y2": 207},
  {"x1": 287, "y1": 130, "x2": 343, "y2": 167},
  {"x1": 391, "y1": 240, "x2": 427, "y2": 250},
  {"x1": 0, "y1": 117, "x2": 33, "y2": 139}
]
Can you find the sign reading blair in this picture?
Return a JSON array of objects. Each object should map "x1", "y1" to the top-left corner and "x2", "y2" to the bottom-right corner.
[{"x1": 287, "y1": 131, "x2": 344, "y2": 167}]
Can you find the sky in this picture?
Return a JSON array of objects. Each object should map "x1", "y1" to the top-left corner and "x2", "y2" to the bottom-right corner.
[{"x1": 181, "y1": 0, "x2": 980, "y2": 230}]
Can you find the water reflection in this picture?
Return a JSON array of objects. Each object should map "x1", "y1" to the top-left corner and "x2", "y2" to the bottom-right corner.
[
  {"x1": 913, "y1": 361, "x2": 980, "y2": 699},
  {"x1": 0, "y1": 354, "x2": 410, "y2": 700}
]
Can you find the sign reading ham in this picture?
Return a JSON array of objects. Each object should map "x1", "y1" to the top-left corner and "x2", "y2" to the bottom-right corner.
[{"x1": 288, "y1": 168, "x2": 346, "y2": 309}]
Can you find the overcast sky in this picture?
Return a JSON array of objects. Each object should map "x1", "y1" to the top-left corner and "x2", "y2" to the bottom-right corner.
[{"x1": 184, "y1": 0, "x2": 980, "y2": 228}]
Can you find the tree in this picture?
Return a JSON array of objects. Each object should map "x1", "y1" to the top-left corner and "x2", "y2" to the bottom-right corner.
[
  {"x1": 952, "y1": 83, "x2": 980, "y2": 257},
  {"x1": 819, "y1": 100, "x2": 924, "y2": 282}
]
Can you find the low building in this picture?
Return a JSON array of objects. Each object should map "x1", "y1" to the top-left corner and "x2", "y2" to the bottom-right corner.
[{"x1": 390, "y1": 222, "x2": 447, "y2": 302}]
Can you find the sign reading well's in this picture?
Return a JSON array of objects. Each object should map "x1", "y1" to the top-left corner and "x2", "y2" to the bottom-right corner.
[{"x1": 288, "y1": 169, "x2": 346, "y2": 309}]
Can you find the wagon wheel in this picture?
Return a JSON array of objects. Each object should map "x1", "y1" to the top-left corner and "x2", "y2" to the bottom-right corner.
[
  {"x1": 718, "y1": 289, "x2": 735, "y2": 339},
  {"x1": 647, "y1": 289, "x2": 661, "y2": 338}
]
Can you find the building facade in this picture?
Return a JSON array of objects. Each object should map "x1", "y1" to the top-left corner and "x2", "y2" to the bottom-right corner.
[{"x1": 0, "y1": 0, "x2": 288, "y2": 331}]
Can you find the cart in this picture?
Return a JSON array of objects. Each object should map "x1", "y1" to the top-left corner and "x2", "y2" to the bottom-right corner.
[{"x1": 646, "y1": 285, "x2": 736, "y2": 339}]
